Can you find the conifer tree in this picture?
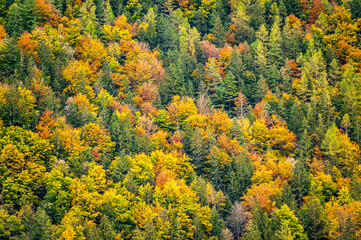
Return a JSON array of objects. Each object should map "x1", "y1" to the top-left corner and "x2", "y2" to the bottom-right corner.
[{"x1": 210, "y1": 13, "x2": 226, "y2": 48}]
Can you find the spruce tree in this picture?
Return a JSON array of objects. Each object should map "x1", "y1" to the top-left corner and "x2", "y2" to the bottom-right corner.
[
  {"x1": 210, "y1": 13, "x2": 226, "y2": 48},
  {"x1": 32, "y1": 208, "x2": 54, "y2": 240}
]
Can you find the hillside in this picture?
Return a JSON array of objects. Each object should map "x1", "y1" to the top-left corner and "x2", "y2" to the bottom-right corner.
[{"x1": 1, "y1": 0, "x2": 361, "y2": 239}]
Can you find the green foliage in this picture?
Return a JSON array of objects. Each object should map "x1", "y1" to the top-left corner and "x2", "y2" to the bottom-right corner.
[{"x1": 1, "y1": 0, "x2": 361, "y2": 239}]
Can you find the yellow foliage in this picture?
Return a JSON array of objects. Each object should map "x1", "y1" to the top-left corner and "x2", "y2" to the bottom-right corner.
[
  {"x1": 128, "y1": 153, "x2": 155, "y2": 183},
  {"x1": 150, "y1": 130, "x2": 170, "y2": 150},
  {"x1": 207, "y1": 109, "x2": 233, "y2": 136},
  {"x1": 242, "y1": 181, "x2": 281, "y2": 212},
  {"x1": 63, "y1": 61, "x2": 95, "y2": 97},
  {"x1": 150, "y1": 150, "x2": 194, "y2": 180}
]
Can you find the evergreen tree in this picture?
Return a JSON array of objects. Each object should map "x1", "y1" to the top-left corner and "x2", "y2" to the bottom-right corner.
[
  {"x1": 283, "y1": 0, "x2": 301, "y2": 17},
  {"x1": 32, "y1": 208, "x2": 54, "y2": 240},
  {"x1": 99, "y1": 215, "x2": 117, "y2": 240},
  {"x1": 350, "y1": 0, "x2": 361, "y2": 19},
  {"x1": 210, "y1": 13, "x2": 226, "y2": 48},
  {"x1": 300, "y1": 190, "x2": 325, "y2": 240},
  {"x1": 249, "y1": 0, "x2": 266, "y2": 30},
  {"x1": 0, "y1": 37, "x2": 21, "y2": 81},
  {"x1": 290, "y1": 158, "x2": 310, "y2": 206},
  {"x1": 110, "y1": 112, "x2": 136, "y2": 155},
  {"x1": 156, "y1": 15, "x2": 179, "y2": 52},
  {"x1": 99, "y1": 60, "x2": 115, "y2": 95},
  {"x1": 268, "y1": 20, "x2": 283, "y2": 67},
  {"x1": 191, "y1": 9, "x2": 207, "y2": 36},
  {"x1": 243, "y1": 221, "x2": 262, "y2": 240},
  {"x1": 6, "y1": 0, "x2": 37, "y2": 36},
  {"x1": 211, "y1": 208, "x2": 226, "y2": 239}
]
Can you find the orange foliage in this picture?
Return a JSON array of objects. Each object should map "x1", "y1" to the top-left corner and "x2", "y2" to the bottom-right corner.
[
  {"x1": 308, "y1": 0, "x2": 324, "y2": 24},
  {"x1": 18, "y1": 32, "x2": 38, "y2": 59},
  {"x1": 288, "y1": 14, "x2": 301, "y2": 25},
  {"x1": 0, "y1": 25, "x2": 7, "y2": 40},
  {"x1": 269, "y1": 121, "x2": 297, "y2": 155},
  {"x1": 207, "y1": 109, "x2": 233, "y2": 136},
  {"x1": 75, "y1": 38, "x2": 107, "y2": 72},
  {"x1": 201, "y1": 41, "x2": 220, "y2": 60},
  {"x1": 217, "y1": 133, "x2": 242, "y2": 157},
  {"x1": 133, "y1": 82, "x2": 160, "y2": 109},
  {"x1": 36, "y1": 109, "x2": 57, "y2": 139},
  {"x1": 253, "y1": 102, "x2": 269, "y2": 121},
  {"x1": 284, "y1": 59, "x2": 301, "y2": 79},
  {"x1": 242, "y1": 182, "x2": 281, "y2": 212},
  {"x1": 35, "y1": 0, "x2": 61, "y2": 27},
  {"x1": 80, "y1": 123, "x2": 114, "y2": 154},
  {"x1": 121, "y1": 42, "x2": 165, "y2": 88},
  {"x1": 219, "y1": 44, "x2": 233, "y2": 69}
]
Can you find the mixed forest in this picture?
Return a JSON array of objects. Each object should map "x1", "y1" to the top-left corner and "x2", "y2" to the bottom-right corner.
[{"x1": 1, "y1": 0, "x2": 361, "y2": 239}]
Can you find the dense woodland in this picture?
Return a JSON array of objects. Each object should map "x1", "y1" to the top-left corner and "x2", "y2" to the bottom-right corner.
[{"x1": 1, "y1": 0, "x2": 361, "y2": 239}]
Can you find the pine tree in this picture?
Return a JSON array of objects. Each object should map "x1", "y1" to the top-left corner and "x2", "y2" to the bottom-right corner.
[
  {"x1": 194, "y1": 215, "x2": 204, "y2": 240},
  {"x1": 290, "y1": 158, "x2": 310, "y2": 206},
  {"x1": 192, "y1": 9, "x2": 207, "y2": 36},
  {"x1": 283, "y1": 0, "x2": 301, "y2": 17},
  {"x1": 211, "y1": 208, "x2": 226, "y2": 239},
  {"x1": 350, "y1": 0, "x2": 361, "y2": 19},
  {"x1": 7, "y1": 0, "x2": 38, "y2": 36},
  {"x1": 156, "y1": 15, "x2": 179, "y2": 52},
  {"x1": 210, "y1": 13, "x2": 226, "y2": 48},
  {"x1": 243, "y1": 221, "x2": 262, "y2": 240},
  {"x1": 205, "y1": 58, "x2": 223, "y2": 98},
  {"x1": 328, "y1": 59, "x2": 340, "y2": 86},
  {"x1": 268, "y1": 21, "x2": 283, "y2": 67},
  {"x1": 98, "y1": 0, "x2": 115, "y2": 25},
  {"x1": 189, "y1": 128, "x2": 209, "y2": 174},
  {"x1": 99, "y1": 215, "x2": 117, "y2": 240},
  {"x1": 223, "y1": 72, "x2": 237, "y2": 112},
  {"x1": 254, "y1": 41, "x2": 268, "y2": 78},
  {"x1": 0, "y1": 37, "x2": 21, "y2": 80},
  {"x1": 110, "y1": 112, "x2": 136, "y2": 155},
  {"x1": 6, "y1": 2, "x2": 23, "y2": 36},
  {"x1": 143, "y1": 8, "x2": 157, "y2": 49},
  {"x1": 99, "y1": 60, "x2": 115, "y2": 95},
  {"x1": 250, "y1": 0, "x2": 266, "y2": 30},
  {"x1": 255, "y1": 76, "x2": 268, "y2": 102},
  {"x1": 172, "y1": 217, "x2": 185, "y2": 240},
  {"x1": 300, "y1": 189, "x2": 325, "y2": 240},
  {"x1": 32, "y1": 208, "x2": 54, "y2": 240}
]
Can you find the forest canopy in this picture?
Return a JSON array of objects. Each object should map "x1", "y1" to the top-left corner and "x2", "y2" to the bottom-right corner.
[{"x1": 1, "y1": 0, "x2": 361, "y2": 239}]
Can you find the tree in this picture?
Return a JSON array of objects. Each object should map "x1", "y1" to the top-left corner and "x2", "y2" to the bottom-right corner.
[
  {"x1": 214, "y1": 71, "x2": 237, "y2": 111},
  {"x1": 243, "y1": 221, "x2": 262, "y2": 240},
  {"x1": 350, "y1": 0, "x2": 361, "y2": 19},
  {"x1": 300, "y1": 192, "x2": 325, "y2": 240},
  {"x1": 98, "y1": 60, "x2": 115, "y2": 95},
  {"x1": 65, "y1": 93, "x2": 97, "y2": 127},
  {"x1": 6, "y1": 0, "x2": 37, "y2": 36},
  {"x1": 308, "y1": 0, "x2": 325, "y2": 24},
  {"x1": 275, "y1": 204, "x2": 308, "y2": 240},
  {"x1": 249, "y1": 0, "x2": 266, "y2": 30},
  {"x1": 204, "y1": 58, "x2": 223, "y2": 98},
  {"x1": 283, "y1": 0, "x2": 301, "y2": 17},
  {"x1": 268, "y1": 20, "x2": 283, "y2": 67},
  {"x1": 341, "y1": 114, "x2": 351, "y2": 136},
  {"x1": 0, "y1": 84, "x2": 38, "y2": 129},
  {"x1": 254, "y1": 41, "x2": 268, "y2": 78},
  {"x1": 99, "y1": 215, "x2": 117, "y2": 239},
  {"x1": 32, "y1": 208, "x2": 55, "y2": 240},
  {"x1": 234, "y1": 91, "x2": 248, "y2": 118},
  {"x1": 210, "y1": 13, "x2": 226, "y2": 48},
  {"x1": 322, "y1": 124, "x2": 360, "y2": 175},
  {"x1": 226, "y1": 202, "x2": 249, "y2": 239}
]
